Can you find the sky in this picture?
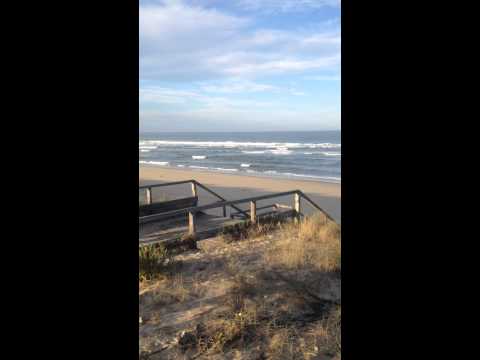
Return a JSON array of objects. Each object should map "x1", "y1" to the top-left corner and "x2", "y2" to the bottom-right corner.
[{"x1": 140, "y1": 0, "x2": 341, "y2": 132}]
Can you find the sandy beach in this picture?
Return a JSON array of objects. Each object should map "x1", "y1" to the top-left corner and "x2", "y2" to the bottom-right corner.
[{"x1": 140, "y1": 165, "x2": 341, "y2": 223}]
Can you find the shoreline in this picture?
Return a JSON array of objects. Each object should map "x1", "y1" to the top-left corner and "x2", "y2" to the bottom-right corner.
[
  {"x1": 139, "y1": 163, "x2": 341, "y2": 185},
  {"x1": 140, "y1": 164, "x2": 340, "y2": 197}
]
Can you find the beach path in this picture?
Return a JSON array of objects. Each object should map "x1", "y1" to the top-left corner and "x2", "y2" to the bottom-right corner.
[{"x1": 139, "y1": 166, "x2": 341, "y2": 223}]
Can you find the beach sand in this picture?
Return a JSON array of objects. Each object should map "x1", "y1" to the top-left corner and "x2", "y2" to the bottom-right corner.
[{"x1": 139, "y1": 165, "x2": 341, "y2": 223}]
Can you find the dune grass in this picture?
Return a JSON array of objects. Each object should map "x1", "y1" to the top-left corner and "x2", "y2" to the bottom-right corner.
[
  {"x1": 139, "y1": 212, "x2": 341, "y2": 359},
  {"x1": 139, "y1": 243, "x2": 173, "y2": 282},
  {"x1": 266, "y1": 214, "x2": 341, "y2": 273}
]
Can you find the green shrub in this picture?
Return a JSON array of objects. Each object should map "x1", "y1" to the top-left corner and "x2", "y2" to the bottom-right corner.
[{"x1": 139, "y1": 244, "x2": 172, "y2": 281}]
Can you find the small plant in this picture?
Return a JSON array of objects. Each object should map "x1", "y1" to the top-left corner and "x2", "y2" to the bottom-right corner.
[
  {"x1": 310, "y1": 305, "x2": 341, "y2": 358},
  {"x1": 204, "y1": 305, "x2": 259, "y2": 354},
  {"x1": 139, "y1": 243, "x2": 172, "y2": 281},
  {"x1": 221, "y1": 219, "x2": 284, "y2": 243}
]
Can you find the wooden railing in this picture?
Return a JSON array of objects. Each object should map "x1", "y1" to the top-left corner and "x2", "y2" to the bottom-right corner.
[
  {"x1": 139, "y1": 187, "x2": 336, "y2": 237},
  {"x1": 139, "y1": 180, "x2": 248, "y2": 218}
]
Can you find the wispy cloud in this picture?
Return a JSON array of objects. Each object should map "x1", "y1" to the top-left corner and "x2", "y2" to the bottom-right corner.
[
  {"x1": 236, "y1": 0, "x2": 340, "y2": 13},
  {"x1": 140, "y1": 86, "x2": 275, "y2": 108},
  {"x1": 305, "y1": 75, "x2": 341, "y2": 81},
  {"x1": 200, "y1": 79, "x2": 279, "y2": 93},
  {"x1": 140, "y1": 0, "x2": 340, "y2": 81}
]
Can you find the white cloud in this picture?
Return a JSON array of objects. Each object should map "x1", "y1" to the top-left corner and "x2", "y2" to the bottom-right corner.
[
  {"x1": 140, "y1": 87, "x2": 201, "y2": 104},
  {"x1": 200, "y1": 79, "x2": 278, "y2": 93},
  {"x1": 224, "y1": 55, "x2": 340, "y2": 76},
  {"x1": 306, "y1": 75, "x2": 340, "y2": 81},
  {"x1": 140, "y1": 1, "x2": 340, "y2": 81},
  {"x1": 140, "y1": 86, "x2": 275, "y2": 108},
  {"x1": 237, "y1": 0, "x2": 340, "y2": 13}
]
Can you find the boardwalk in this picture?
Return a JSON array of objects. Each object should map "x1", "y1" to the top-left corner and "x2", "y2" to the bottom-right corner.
[{"x1": 139, "y1": 180, "x2": 333, "y2": 246}]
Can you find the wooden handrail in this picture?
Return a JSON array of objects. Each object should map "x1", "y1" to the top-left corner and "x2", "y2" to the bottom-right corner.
[
  {"x1": 138, "y1": 182, "x2": 337, "y2": 226},
  {"x1": 138, "y1": 180, "x2": 194, "y2": 190},
  {"x1": 139, "y1": 190, "x2": 300, "y2": 224},
  {"x1": 193, "y1": 181, "x2": 248, "y2": 217},
  {"x1": 296, "y1": 191, "x2": 336, "y2": 223},
  {"x1": 231, "y1": 204, "x2": 280, "y2": 214},
  {"x1": 139, "y1": 179, "x2": 249, "y2": 218}
]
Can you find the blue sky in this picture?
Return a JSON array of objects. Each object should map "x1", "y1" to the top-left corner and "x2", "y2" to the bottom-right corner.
[{"x1": 140, "y1": 0, "x2": 340, "y2": 132}]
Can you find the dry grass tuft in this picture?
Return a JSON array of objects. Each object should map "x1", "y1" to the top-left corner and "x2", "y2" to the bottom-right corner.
[
  {"x1": 139, "y1": 273, "x2": 196, "y2": 311},
  {"x1": 267, "y1": 326, "x2": 299, "y2": 359},
  {"x1": 227, "y1": 274, "x2": 257, "y2": 313},
  {"x1": 265, "y1": 304, "x2": 341, "y2": 360},
  {"x1": 221, "y1": 220, "x2": 282, "y2": 243},
  {"x1": 139, "y1": 244, "x2": 172, "y2": 282},
  {"x1": 266, "y1": 215, "x2": 341, "y2": 273},
  {"x1": 200, "y1": 303, "x2": 260, "y2": 355},
  {"x1": 311, "y1": 305, "x2": 341, "y2": 357}
]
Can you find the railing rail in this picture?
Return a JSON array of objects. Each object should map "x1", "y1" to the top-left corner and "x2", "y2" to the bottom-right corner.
[
  {"x1": 139, "y1": 189, "x2": 335, "y2": 226},
  {"x1": 139, "y1": 180, "x2": 194, "y2": 191},
  {"x1": 139, "y1": 179, "x2": 248, "y2": 218}
]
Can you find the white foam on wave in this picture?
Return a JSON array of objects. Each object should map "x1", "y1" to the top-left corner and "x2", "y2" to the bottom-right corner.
[
  {"x1": 192, "y1": 155, "x2": 207, "y2": 160},
  {"x1": 139, "y1": 140, "x2": 340, "y2": 149},
  {"x1": 270, "y1": 147, "x2": 292, "y2": 155},
  {"x1": 246, "y1": 169, "x2": 256, "y2": 173},
  {"x1": 139, "y1": 146, "x2": 157, "y2": 150},
  {"x1": 139, "y1": 160, "x2": 169, "y2": 166},
  {"x1": 303, "y1": 151, "x2": 341, "y2": 156},
  {"x1": 189, "y1": 165, "x2": 209, "y2": 170},
  {"x1": 177, "y1": 164, "x2": 185, "y2": 168},
  {"x1": 280, "y1": 172, "x2": 341, "y2": 182},
  {"x1": 264, "y1": 170, "x2": 277, "y2": 174},
  {"x1": 214, "y1": 167, "x2": 238, "y2": 172},
  {"x1": 242, "y1": 150, "x2": 265, "y2": 154},
  {"x1": 240, "y1": 163, "x2": 251, "y2": 167},
  {"x1": 140, "y1": 149, "x2": 151, "y2": 153}
]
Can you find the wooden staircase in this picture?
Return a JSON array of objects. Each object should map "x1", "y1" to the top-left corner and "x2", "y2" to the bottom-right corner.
[{"x1": 139, "y1": 180, "x2": 334, "y2": 247}]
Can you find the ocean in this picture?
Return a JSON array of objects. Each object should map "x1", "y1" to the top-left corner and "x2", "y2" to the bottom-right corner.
[{"x1": 139, "y1": 131, "x2": 341, "y2": 183}]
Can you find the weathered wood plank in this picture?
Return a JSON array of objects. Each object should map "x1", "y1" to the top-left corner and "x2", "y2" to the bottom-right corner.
[
  {"x1": 250, "y1": 201, "x2": 257, "y2": 224},
  {"x1": 138, "y1": 180, "x2": 194, "y2": 190},
  {"x1": 139, "y1": 196, "x2": 198, "y2": 217},
  {"x1": 145, "y1": 187, "x2": 152, "y2": 205},
  {"x1": 139, "y1": 210, "x2": 296, "y2": 247},
  {"x1": 188, "y1": 212, "x2": 196, "y2": 236},
  {"x1": 139, "y1": 190, "x2": 300, "y2": 224},
  {"x1": 294, "y1": 193, "x2": 301, "y2": 223}
]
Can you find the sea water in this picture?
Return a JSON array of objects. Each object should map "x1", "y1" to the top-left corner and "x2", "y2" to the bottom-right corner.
[{"x1": 139, "y1": 131, "x2": 341, "y2": 183}]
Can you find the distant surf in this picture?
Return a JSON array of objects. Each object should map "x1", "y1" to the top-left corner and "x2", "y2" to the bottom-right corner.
[{"x1": 139, "y1": 131, "x2": 341, "y2": 183}]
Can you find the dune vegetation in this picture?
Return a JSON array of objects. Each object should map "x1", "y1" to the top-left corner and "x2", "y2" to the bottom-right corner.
[{"x1": 139, "y1": 214, "x2": 341, "y2": 359}]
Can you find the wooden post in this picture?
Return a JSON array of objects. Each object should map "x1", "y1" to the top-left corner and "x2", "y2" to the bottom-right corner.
[
  {"x1": 250, "y1": 201, "x2": 257, "y2": 224},
  {"x1": 191, "y1": 182, "x2": 197, "y2": 197},
  {"x1": 188, "y1": 211, "x2": 196, "y2": 236},
  {"x1": 294, "y1": 193, "x2": 301, "y2": 223},
  {"x1": 222, "y1": 205, "x2": 227, "y2": 218},
  {"x1": 146, "y1": 187, "x2": 152, "y2": 205}
]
